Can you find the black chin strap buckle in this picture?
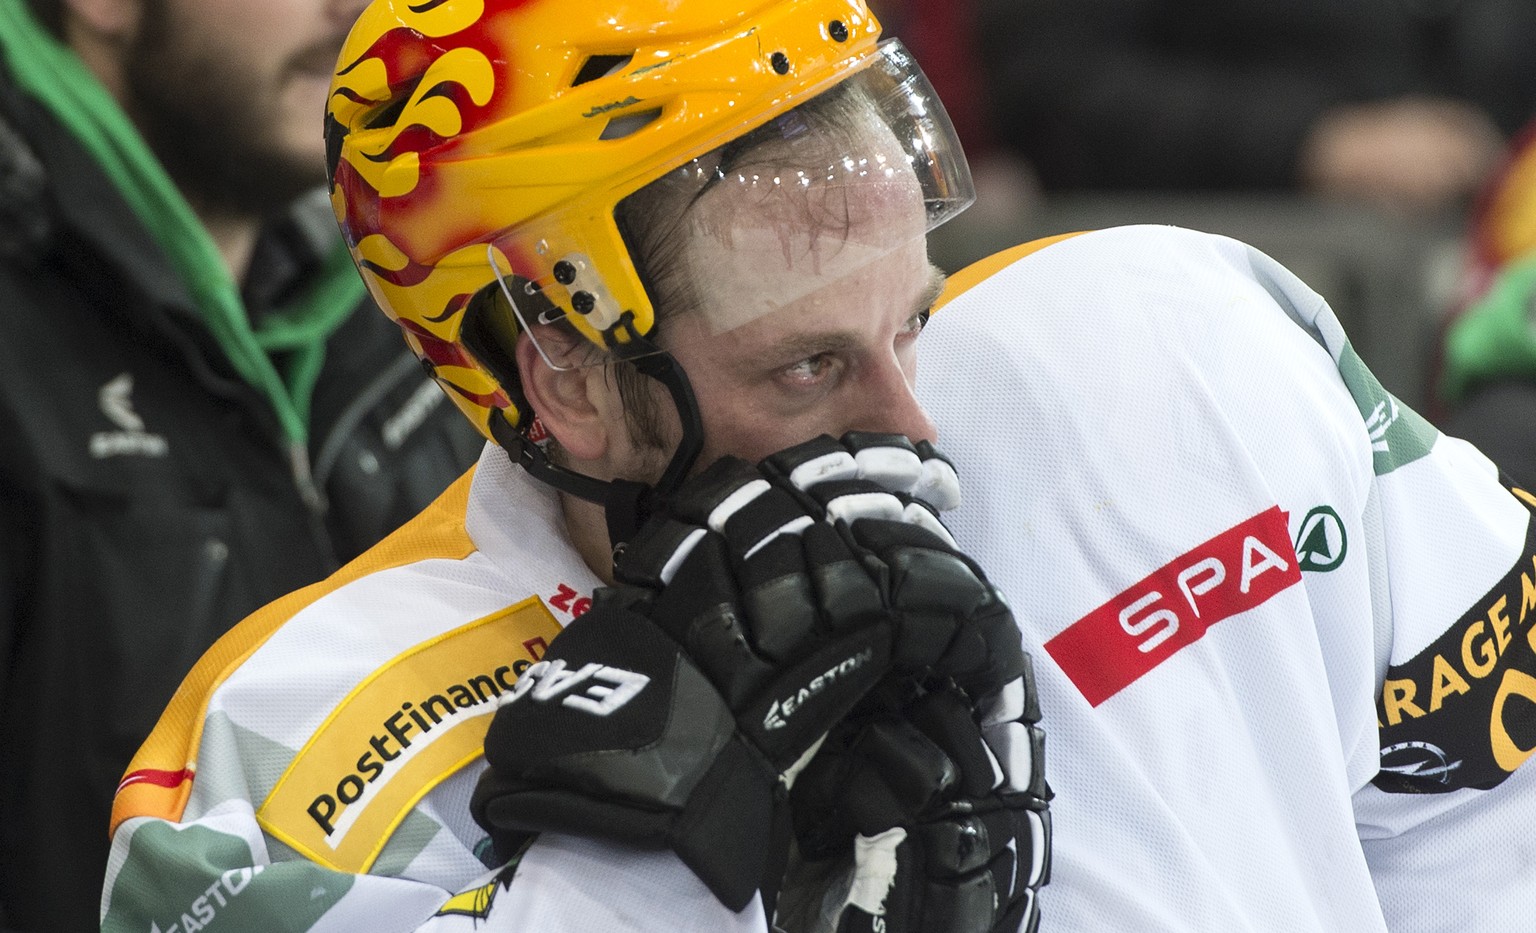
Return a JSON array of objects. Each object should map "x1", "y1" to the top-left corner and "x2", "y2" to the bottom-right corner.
[{"x1": 603, "y1": 478, "x2": 653, "y2": 561}]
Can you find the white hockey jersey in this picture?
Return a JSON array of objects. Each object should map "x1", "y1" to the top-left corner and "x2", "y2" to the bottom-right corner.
[
  {"x1": 102, "y1": 225, "x2": 1536, "y2": 932},
  {"x1": 919, "y1": 225, "x2": 1536, "y2": 931}
]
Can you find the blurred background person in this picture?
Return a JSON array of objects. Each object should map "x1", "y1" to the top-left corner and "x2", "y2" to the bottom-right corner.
[
  {"x1": 0, "y1": 1, "x2": 482, "y2": 930},
  {"x1": 1436, "y1": 119, "x2": 1536, "y2": 483},
  {"x1": 976, "y1": 0, "x2": 1536, "y2": 213}
]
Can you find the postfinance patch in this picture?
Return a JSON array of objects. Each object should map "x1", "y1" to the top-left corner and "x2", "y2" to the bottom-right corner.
[{"x1": 258, "y1": 597, "x2": 560, "y2": 872}]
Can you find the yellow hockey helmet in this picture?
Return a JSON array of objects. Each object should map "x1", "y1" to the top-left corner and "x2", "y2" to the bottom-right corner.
[{"x1": 327, "y1": 0, "x2": 971, "y2": 449}]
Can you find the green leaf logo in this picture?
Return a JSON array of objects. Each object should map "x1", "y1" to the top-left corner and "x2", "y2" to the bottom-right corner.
[{"x1": 1295, "y1": 506, "x2": 1347, "y2": 572}]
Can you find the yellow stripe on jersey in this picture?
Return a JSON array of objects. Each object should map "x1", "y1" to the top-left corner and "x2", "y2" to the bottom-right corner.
[
  {"x1": 111, "y1": 466, "x2": 480, "y2": 836},
  {"x1": 257, "y1": 596, "x2": 561, "y2": 873},
  {"x1": 933, "y1": 232, "x2": 1088, "y2": 312}
]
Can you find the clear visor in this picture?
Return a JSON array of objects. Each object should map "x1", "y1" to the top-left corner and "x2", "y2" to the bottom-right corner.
[{"x1": 489, "y1": 39, "x2": 973, "y2": 370}]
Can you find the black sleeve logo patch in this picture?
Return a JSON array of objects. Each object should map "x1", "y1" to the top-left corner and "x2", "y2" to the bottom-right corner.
[{"x1": 1375, "y1": 485, "x2": 1536, "y2": 793}]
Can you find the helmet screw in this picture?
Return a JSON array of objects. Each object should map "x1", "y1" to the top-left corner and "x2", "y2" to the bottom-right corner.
[
  {"x1": 828, "y1": 20, "x2": 849, "y2": 42},
  {"x1": 571, "y1": 291, "x2": 597, "y2": 315},
  {"x1": 553, "y1": 260, "x2": 577, "y2": 285},
  {"x1": 771, "y1": 51, "x2": 790, "y2": 75}
]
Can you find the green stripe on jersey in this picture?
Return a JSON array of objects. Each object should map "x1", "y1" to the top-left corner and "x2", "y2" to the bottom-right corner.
[
  {"x1": 1337, "y1": 343, "x2": 1437, "y2": 475},
  {"x1": 103, "y1": 822, "x2": 352, "y2": 933}
]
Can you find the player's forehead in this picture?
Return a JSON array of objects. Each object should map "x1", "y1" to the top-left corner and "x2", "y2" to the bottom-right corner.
[
  {"x1": 677, "y1": 241, "x2": 943, "y2": 364},
  {"x1": 621, "y1": 60, "x2": 966, "y2": 363},
  {"x1": 674, "y1": 165, "x2": 929, "y2": 341}
]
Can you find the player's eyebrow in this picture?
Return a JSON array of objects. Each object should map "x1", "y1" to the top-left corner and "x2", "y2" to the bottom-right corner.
[{"x1": 917, "y1": 264, "x2": 948, "y2": 314}]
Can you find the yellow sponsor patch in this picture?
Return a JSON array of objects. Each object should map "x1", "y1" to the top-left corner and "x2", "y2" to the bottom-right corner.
[{"x1": 258, "y1": 597, "x2": 561, "y2": 872}]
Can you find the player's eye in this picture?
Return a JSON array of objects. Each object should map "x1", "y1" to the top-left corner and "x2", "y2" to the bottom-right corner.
[
  {"x1": 782, "y1": 353, "x2": 834, "y2": 382},
  {"x1": 899, "y1": 309, "x2": 931, "y2": 338}
]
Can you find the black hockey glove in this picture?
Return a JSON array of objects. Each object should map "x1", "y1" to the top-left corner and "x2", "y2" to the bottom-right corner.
[
  {"x1": 470, "y1": 434, "x2": 1027, "y2": 912},
  {"x1": 785, "y1": 672, "x2": 1052, "y2": 933}
]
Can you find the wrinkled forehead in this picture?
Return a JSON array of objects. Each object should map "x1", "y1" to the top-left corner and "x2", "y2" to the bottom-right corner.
[{"x1": 679, "y1": 112, "x2": 929, "y2": 332}]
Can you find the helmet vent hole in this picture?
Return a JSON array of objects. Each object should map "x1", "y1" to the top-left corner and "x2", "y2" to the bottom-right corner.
[
  {"x1": 572, "y1": 54, "x2": 633, "y2": 87},
  {"x1": 599, "y1": 107, "x2": 663, "y2": 140}
]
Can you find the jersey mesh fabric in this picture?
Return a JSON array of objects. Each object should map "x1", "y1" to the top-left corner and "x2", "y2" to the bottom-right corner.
[{"x1": 918, "y1": 225, "x2": 1535, "y2": 931}]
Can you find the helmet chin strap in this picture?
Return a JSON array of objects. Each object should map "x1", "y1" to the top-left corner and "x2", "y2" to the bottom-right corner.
[
  {"x1": 491, "y1": 349, "x2": 703, "y2": 562},
  {"x1": 599, "y1": 350, "x2": 703, "y2": 552}
]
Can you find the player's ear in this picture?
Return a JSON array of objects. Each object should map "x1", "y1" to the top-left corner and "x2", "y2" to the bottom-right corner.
[{"x1": 516, "y1": 331, "x2": 617, "y2": 463}]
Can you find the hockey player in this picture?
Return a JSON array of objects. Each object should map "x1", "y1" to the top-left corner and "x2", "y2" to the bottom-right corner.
[{"x1": 101, "y1": 1, "x2": 1048, "y2": 931}]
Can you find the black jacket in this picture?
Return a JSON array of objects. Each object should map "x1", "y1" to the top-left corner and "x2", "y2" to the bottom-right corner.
[{"x1": 0, "y1": 80, "x2": 484, "y2": 932}]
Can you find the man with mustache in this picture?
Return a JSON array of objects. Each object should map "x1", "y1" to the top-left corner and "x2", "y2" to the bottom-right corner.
[{"x1": 0, "y1": 1, "x2": 483, "y2": 930}]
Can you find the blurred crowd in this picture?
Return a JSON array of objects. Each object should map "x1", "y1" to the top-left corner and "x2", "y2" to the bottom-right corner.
[
  {"x1": 882, "y1": 0, "x2": 1536, "y2": 208},
  {"x1": 875, "y1": 0, "x2": 1536, "y2": 480}
]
